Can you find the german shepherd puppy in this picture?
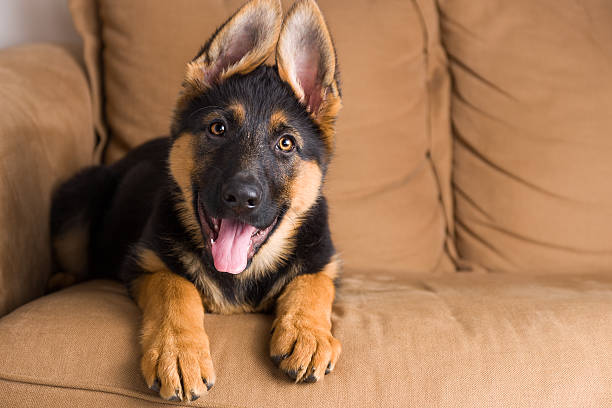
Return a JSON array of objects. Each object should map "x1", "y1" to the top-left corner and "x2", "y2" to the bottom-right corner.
[{"x1": 49, "y1": 0, "x2": 342, "y2": 402}]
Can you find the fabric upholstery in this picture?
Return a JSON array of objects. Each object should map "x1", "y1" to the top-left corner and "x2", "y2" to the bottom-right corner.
[
  {"x1": 68, "y1": 0, "x2": 107, "y2": 162},
  {"x1": 68, "y1": 0, "x2": 456, "y2": 274},
  {"x1": 2, "y1": 1, "x2": 612, "y2": 407},
  {"x1": 439, "y1": 0, "x2": 612, "y2": 273},
  {"x1": 0, "y1": 273, "x2": 611, "y2": 407},
  {"x1": 0, "y1": 44, "x2": 94, "y2": 317}
]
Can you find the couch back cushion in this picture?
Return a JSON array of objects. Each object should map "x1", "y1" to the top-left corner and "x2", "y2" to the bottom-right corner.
[
  {"x1": 69, "y1": 0, "x2": 456, "y2": 274},
  {"x1": 440, "y1": 0, "x2": 612, "y2": 273}
]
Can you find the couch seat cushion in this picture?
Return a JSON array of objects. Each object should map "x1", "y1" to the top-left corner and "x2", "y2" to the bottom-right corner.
[{"x1": 0, "y1": 272, "x2": 611, "y2": 407}]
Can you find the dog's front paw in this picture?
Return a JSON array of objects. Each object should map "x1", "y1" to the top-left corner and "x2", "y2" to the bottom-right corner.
[
  {"x1": 270, "y1": 316, "x2": 341, "y2": 383},
  {"x1": 141, "y1": 326, "x2": 215, "y2": 401}
]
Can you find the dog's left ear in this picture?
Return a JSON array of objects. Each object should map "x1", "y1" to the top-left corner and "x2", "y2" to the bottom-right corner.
[
  {"x1": 186, "y1": 0, "x2": 282, "y2": 88},
  {"x1": 276, "y1": 0, "x2": 341, "y2": 148}
]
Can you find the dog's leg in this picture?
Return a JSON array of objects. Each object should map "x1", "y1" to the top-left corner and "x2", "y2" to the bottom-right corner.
[
  {"x1": 270, "y1": 260, "x2": 342, "y2": 383},
  {"x1": 133, "y1": 267, "x2": 215, "y2": 402}
]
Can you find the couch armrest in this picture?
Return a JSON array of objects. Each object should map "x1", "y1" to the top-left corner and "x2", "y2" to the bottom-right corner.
[{"x1": 0, "y1": 44, "x2": 95, "y2": 317}]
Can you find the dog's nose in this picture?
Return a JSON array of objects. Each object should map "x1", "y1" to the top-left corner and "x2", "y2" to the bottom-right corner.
[{"x1": 221, "y1": 177, "x2": 261, "y2": 213}]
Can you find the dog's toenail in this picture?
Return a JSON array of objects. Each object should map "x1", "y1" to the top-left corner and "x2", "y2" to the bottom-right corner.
[
  {"x1": 203, "y1": 378, "x2": 214, "y2": 391},
  {"x1": 303, "y1": 374, "x2": 317, "y2": 383},
  {"x1": 150, "y1": 378, "x2": 160, "y2": 392},
  {"x1": 271, "y1": 354, "x2": 287, "y2": 366},
  {"x1": 167, "y1": 389, "x2": 181, "y2": 401},
  {"x1": 190, "y1": 391, "x2": 200, "y2": 401},
  {"x1": 286, "y1": 369, "x2": 299, "y2": 380}
]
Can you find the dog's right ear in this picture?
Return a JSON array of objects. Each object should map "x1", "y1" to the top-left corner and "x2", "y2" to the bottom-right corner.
[
  {"x1": 185, "y1": 0, "x2": 282, "y2": 89},
  {"x1": 276, "y1": 0, "x2": 341, "y2": 152}
]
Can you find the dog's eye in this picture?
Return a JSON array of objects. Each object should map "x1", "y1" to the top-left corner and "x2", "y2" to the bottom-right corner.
[
  {"x1": 209, "y1": 121, "x2": 226, "y2": 136},
  {"x1": 277, "y1": 136, "x2": 295, "y2": 152}
]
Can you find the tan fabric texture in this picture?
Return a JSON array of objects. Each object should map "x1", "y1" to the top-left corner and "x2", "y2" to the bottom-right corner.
[
  {"x1": 440, "y1": 0, "x2": 612, "y2": 273},
  {"x1": 0, "y1": 44, "x2": 94, "y2": 317},
  {"x1": 0, "y1": 273, "x2": 611, "y2": 408},
  {"x1": 69, "y1": 0, "x2": 107, "y2": 162},
  {"x1": 68, "y1": 0, "x2": 456, "y2": 274}
]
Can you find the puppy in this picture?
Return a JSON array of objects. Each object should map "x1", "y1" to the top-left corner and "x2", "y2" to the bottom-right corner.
[{"x1": 49, "y1": 0, "x2": 342, "y2": 401}]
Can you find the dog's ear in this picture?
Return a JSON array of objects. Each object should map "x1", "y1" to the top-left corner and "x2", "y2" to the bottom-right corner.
[
  {"x1": 276, "y1": 0, "x2": 341, "y2": 147},
  {"x1": 186, "y1": 0, "x2": 282, "y2": 88}
]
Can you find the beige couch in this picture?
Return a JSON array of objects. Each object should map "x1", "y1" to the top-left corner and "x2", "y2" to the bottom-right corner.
[{"x1": 1, "y1": 1, "x2": 611, "y2": 406}]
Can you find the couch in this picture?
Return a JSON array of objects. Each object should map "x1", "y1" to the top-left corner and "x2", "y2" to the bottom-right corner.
[{"x1": 0, "y1": 0, "x2": 611, "y2": 406}]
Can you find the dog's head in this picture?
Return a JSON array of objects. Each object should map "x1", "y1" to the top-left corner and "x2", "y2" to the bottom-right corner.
[{"x1": 168, "y1": 0, "x2": 341, "y2": 275}]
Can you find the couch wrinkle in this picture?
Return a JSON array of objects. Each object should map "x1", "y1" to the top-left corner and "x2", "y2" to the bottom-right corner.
[
  {"x1": 575, "y1": 5, "x2": 601, "y2": 52},
  {"x1": 453, "y1": 185, "x2": 494, "y2": 221},
  {"x1": 416, "y1": 281, "x2": 474, "y2": 336},
  {"x1": 468, "y1": 217, "x2": 612, "y2": 255},
  {"x1": 455, "y1": 219, "x2": 517, "y2": 266},
  {"x1": 0, "y1": 377, "x2": 244, "y2": 408},
  {"x1": 437, "y1": 13, "x2": 479, "y2": 41},
  {"x1": 412, "y1": 0, "x2": 461, "y2": 271},
  {"x1": 455, "y1": 129, "x2": 583, "y2": 202},
  {"x1": 411, "y1": 0, "x2": 459, "y2": 272},
  {"x1": 453, "y1": 88, "x2": 512, "y2": 126},
  {"x1": 447, "y1": 54, "x2": 517, "y2": 100}
]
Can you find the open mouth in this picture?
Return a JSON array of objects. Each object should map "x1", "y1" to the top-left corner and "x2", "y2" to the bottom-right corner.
[{"x1": 196, "y1": 194, "x2": 277, "y2": 274}]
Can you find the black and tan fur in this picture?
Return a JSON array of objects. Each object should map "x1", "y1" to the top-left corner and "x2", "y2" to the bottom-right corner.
[{"x1": 49, "y1": 0, "x2": 342, "y2": 402}]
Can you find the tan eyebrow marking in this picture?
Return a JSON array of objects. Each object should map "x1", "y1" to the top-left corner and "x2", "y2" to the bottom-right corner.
[
  {"x1": 227, "y1": 102, "x2": 246, "y2": 125},
  {"x1": 270, "y1": 110, "x2": 303, "y2": 148},
  {"x1": 269, "y1": 110, "x2": 288, "y2": 131}
]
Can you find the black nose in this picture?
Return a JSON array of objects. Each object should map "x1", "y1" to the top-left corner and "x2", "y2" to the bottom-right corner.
[{"x1": 221, "y1": 176, "x2": 262, "y2": 213}]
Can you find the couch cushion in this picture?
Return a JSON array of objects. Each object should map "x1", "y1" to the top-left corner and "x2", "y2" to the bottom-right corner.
[
  {"x1": 0, "y1": 273, "x2": 611, "y2": 407},
  {"x1": 0, "y1": 44, "x2": 94, "y2": 317},
  {"x1": 439, "y1": 0, "x2": 612, "y2": 273},
  {"x1": 68, "y1": 0, "x2": 456, "y2": 274}
]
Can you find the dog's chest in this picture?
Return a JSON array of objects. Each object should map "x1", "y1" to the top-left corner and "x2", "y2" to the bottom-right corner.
[{"x1": 178, "y1": 251, "x2": 285, "y2": 314}]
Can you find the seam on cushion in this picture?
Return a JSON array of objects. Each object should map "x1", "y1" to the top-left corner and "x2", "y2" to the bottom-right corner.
[
  {"x1": 411, "y1": 0, "x2": 460, "y2": 272},
  {"x1": 94, "y1": 0, "x2": 111, "y2": 164},
  {"x1": 437, "y1": 7, "x2": 502, "y2": 274},
  {"x1": 0, "y1": 375, "x2": 245, "y2": 408},
  {"x1": 71, "y1": 0, "x2": 108, "y2": 164}
]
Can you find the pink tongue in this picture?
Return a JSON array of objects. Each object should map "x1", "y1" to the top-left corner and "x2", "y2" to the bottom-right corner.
[{"x1": 211, "y1": 219, "x2": 256, "y2": 274}]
